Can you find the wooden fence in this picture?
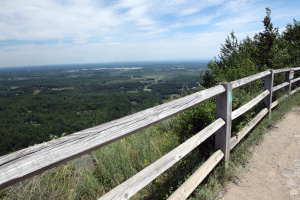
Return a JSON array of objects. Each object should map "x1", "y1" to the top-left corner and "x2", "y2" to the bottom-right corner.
[{"x1": 1, "y1": 67, "x2": 300, "y2": 199}]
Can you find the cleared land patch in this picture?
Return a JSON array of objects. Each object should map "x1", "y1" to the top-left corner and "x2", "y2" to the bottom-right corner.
[
  {"x1": 127, "y1": 90, "x2": 140, "y2": 93},
  {"x1": 33, "y1": 89, "x2": 42, "y2": 95},
  {"x1": 163, "y1": 94, "x2": 181, "y2": 103},
  {"x1": 50, "y1": 87, "x2": 75, "y2": 91}
]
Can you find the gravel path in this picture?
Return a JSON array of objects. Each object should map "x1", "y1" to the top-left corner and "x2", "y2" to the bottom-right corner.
[{"x1": 220, "y1": 106, "x2": 300, "y2": 200}]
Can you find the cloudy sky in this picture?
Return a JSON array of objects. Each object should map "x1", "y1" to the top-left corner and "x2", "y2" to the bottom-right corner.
[{"x1": 0, "y1": 0, "x2": 299, "y2": 67}]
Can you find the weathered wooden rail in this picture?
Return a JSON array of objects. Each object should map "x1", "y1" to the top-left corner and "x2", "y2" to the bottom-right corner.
[{"x1": 0, "y1": 67, "x2": 300, "y2": 199}]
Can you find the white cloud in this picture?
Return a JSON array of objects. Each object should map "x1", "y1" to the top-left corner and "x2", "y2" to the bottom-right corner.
[
  {"x1": 145, "y1": 29, "x2": 168, "y2": 35},
  {"x1": 0, "y1": 0, "x2": 300, "y2": 67},
  {"x1": 170, "y1": 15, "x2": 217, "y2": 28},
  {"x1": 178, "y1": 8, "x2": 200, "y2": 16},
  {"x1": 0, "y1": 0, "x2": 151, "y2": 42}
]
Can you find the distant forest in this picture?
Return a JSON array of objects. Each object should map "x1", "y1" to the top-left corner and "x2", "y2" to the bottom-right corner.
[{"x1": 0, "y1": 62, "x2": 207, "y2": 156}]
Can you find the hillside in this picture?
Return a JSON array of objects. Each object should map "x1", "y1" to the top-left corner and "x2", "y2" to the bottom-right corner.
[{"x1": 0, "y1": 8, "x2": 300, "y2": 200}]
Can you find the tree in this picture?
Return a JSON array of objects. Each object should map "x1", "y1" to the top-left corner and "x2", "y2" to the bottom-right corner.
[
  {"x1": 252, "y1": 7, "x2": 279, "y2": 70},
  {"x1": 282, "y1": 19, "x2": 300, "y2": 67},
  {"x1": 200, "y1": 30, "x2": 258, "y2": 89}
]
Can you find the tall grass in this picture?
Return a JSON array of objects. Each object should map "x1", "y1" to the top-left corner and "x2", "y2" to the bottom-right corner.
[
  {"x1": 1, "y1": 164, "x2": 79, "y2": 200},
  {"x1": 90, "y1": 119, "x2": 180, "y2": 199},
  {"x1": 1, "y1": 117, "x2": 180, "y2": 200},
  {"x1": 2, "y1": 90, "x2": 300, "y2": 200}
]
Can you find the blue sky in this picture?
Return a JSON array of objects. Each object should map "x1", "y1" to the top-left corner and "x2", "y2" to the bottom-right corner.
[{"x1": 0, "y1": 0, "x2": 300, "y2": 67}]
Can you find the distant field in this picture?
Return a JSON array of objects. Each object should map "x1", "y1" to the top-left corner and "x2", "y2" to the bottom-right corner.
[
  {"x1": 33, "y1": 89, "x2": 42, "y2": 95},
  {"x1": 143, "y1": 75, "x2": 164, "y2": 80},
  {"x1": 163, "y1": 94, "x2": 181, "y2": 103},
  {"x1": 127, "y1": 90, "x2": 140, "y2": 93},
  {"x1": 10, "y1": 77, "x2": 47, "y2": 80},
  {"x1": 50, "y1": 87, "x2": 75, "y2": 91},
  {"x1": 144, "y1": 85, "x2": 152, "y2": 92},
  {"x1": 10, "y1": 86, "x2": 18, "y2": 89}
]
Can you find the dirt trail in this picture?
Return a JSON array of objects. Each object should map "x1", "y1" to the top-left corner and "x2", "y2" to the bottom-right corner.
[{"x1": 220, "y1": 106, "x2": 300, "y2": 200}]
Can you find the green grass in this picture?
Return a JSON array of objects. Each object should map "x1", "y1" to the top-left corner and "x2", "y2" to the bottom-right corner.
[
  {"x1": 1, "y1": 117, "x2": 180, "y2": 200},
  {"x1": 2, "y1": 91, "x2": 300, "y2": 200},
  {"x1": 1, "y1": 164, "x2": 79, "y2": 200},
  {"x1": 127, "y1": 90, "x2": 140, "y2": 93},
  {"x1": 162, "y1": 94, "x2": 181, "y2": 103}
]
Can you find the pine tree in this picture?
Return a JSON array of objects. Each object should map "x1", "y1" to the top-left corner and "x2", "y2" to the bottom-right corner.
[{"x1": 253, "y1": 7, "x2": 279, "y2": 70}]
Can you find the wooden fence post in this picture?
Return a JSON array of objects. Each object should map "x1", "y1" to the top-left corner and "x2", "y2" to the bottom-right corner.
[
  {"x1": 215, "y1": 82, "x2": 232, "y2": 164},
  {"x1": 263, "y1": 69, "x2": 274, "y2": 117},
  {"x1": 285, "y1": 69, "x2": 292, "y2": 94},
  {"x1": 298, "y1": 70, "x2": 300, "y2": 88}
]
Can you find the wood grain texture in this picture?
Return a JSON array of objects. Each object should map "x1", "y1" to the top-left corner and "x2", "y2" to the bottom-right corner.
[
  {"x1": 272, "y1": 82, "x2": 289, "y2": 92},
  {"x1": 291, "y1": 77, "x2": 300, "y2": 84},
  {"x1": 231, "y1": 71, "x2": 271, "y2": 90},
  {"x1": 271, "y1": 100, "x2": 279, "y2": 109},
  {"x1": 273, "y1": 68, "x2": 290, "y2": 74},
  {"x1": 297, "y1": 70, "x2": 300, "y2": 88},
  {"x1": 0, "y1": 85, "x2": 225, "y2": 190},
  {"x1": 215, "y1": 82, "x2": 232, "y2": 163},
  {"x1": 167, "y1": 150, "x2": 224, "y2": 200},
  {"x1": 263, "y1": 70, "x2": 274, "y2": 117},
  {"x1": 99, "y1": 118, "x2": 225, "y2": 200},
  {"x1": 230, "y1": 108, "x2": 268, "y2": 150},
  {"x1": 285, "y1": 71, "x2": 291, "y2": 94},
  {"x1": 232, "y1": 90, "x2": 270, "y2": 120}
]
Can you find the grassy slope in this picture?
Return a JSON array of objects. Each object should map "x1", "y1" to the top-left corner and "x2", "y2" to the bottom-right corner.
[{"x1": 1, "y1": 91, "x2": 300, "y2": 200}]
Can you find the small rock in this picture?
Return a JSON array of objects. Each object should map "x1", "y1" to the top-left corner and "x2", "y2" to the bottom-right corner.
[{"x1": 289, "y1": 189, "x2": 298, "y2": 196}]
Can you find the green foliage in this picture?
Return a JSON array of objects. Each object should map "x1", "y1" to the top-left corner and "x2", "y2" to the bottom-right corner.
[
  {"x1": 199, "y1": 7, "x2": 300, "y2": 137},
  {"x1": 252, "y1": 7, "x2": 279, "y2": 70},
  {"x1": 193, "y1": 8, "x2": 300, "y2": 199},
  {"x1": 175, "y1": 99, "x2": 216, "y2": 140},
  {"x1": 201, "y1": 8, "x2": 300, "y2": 90},
  {"x1": 2, "y1": 164, "x2": 79, "y2": 200},
  {"x1": 1, "y1": 7, "x2": 300, "y2": 200}
]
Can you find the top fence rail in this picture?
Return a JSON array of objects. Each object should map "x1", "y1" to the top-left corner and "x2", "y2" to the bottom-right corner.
[
  {"x1": 231, "y1": 71, "x2": 271, "y2": 90},
  {"x1": 0, "y1": 85, "x2": 225, "y2": 190},
  {"x1": 0, "y1": 67, "x2": 300, "y2": 199}
]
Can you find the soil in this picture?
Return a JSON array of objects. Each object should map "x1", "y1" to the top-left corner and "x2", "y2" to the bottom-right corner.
[{"x1": 220, "y1": 106, "x2": 300, "y2": 200}]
